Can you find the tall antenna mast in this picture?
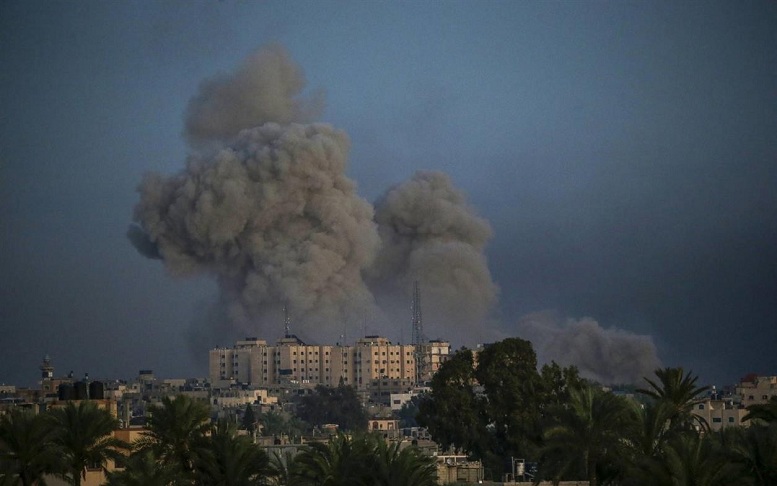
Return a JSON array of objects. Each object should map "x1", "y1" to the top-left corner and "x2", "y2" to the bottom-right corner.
[
  {"x1": 411, "y1": 280, "x2": 426, "y2": 385},
  {"x1": 411, "y1": 280, "x2": 424, "y2": 346},
  {"x1": 283, "y1": 303, "x2": 291, "y2": 338}
]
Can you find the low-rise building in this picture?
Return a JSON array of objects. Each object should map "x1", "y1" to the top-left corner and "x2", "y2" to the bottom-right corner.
[
  {"x1": 736, "y1": 375, "x2": 777, "y2": 408},
  {"x1": 692, "y1": 397, "x2": 749, "y2": 431}
]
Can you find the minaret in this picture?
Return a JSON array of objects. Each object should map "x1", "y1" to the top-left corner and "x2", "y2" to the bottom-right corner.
[
  {"x1": 40, "y1": 355, "x2": 54, "y2": 393},
  {"x1": 40, "y1": 355, "x2": 54, "y2": 380}
]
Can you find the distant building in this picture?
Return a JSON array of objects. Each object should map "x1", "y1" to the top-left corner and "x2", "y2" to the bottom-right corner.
[
  {"x1": 209, "y1": 335, "x2": 450, "y2": 395},
  {"x1": 736, "y1": 375, "x2": 777, "y2": 408},
  {"x1": 692, "y1": 397, "x2": 749, "y2": 431}
]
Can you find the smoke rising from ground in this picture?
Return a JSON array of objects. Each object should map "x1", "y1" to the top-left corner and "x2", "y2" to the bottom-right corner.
[
  {"x1": 368, "y1": 171, "x2": 499, "y2": 344},
  {"x1": 130, "y1": 45, "x2": 661, "y2": 379},
  {"x1": 515, "y1": 311, "x2": 661, "y2": 384}
]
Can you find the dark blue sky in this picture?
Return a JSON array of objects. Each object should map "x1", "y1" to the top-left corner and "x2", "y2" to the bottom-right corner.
[{"x1": 1, "y1": 1, "x2": 776, "y2": 387}]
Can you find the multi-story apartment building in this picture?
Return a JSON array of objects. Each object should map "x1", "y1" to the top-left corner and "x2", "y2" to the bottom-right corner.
[{"x1": 209, "y1": 335, "x2": 449, "y2": 392}]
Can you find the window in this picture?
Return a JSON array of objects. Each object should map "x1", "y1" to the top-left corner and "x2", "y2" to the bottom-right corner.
[
  {"x1": 728, "y1": 417, "x2": 734, "y2": 423},
  {"x1": 712, "y1": 417, "x2": 722, "y2": 423},
  {"x1": 698, "y1": 404, "x2": 704, "y2": 410}
]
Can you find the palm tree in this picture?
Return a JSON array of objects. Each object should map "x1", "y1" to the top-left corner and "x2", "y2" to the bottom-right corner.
[
  {"x1": 539, "y1": 385, "x2": 635, "y2": 486},
  {"x1": 290, "y1": 434, "x2": 374, "y2": 486},
  {"x1": 136, "y1": 395, "x2": 210, "y2": 477},
  {"x1": 104, "y1": 449, "x2": 178, "y2": 486},
  {"x1": 0, "y1": 409, "x2": 61, "y2": 486},
  {"x1": 266, "y1": 450, "x2": 301, "y2": 486},
  {"x1": 194, "y1": 419, "x2": 271, "y2": 485},
  {"x1": 717, "y1": 422, "x2": 777, "y2": 486},
  {"x1": 372, "y1": 439, "x2": 437, "y2": 486},
  {"x1": 637, "y1": 367, "x2": 710, "y2": 432},
  {"x1": 49, "y1": 401, "x2": 128, "y2": 486},
  {"x1": 628, "y1": 400, "x2": 676, "y2": 459},
  {"x1": 743, "y1": 398, "x2": 777, "y2": 425},
  {"x1": 658, "y1": 432, "x2": 729, "y2": 486}
]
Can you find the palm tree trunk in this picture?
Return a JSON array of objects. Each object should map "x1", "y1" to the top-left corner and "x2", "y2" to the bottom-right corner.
[{"x1": 587, "y1": 454, "x2": 597, "y2": 486}]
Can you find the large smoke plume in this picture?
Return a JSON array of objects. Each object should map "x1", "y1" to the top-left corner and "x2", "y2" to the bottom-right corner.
[{"x1": 130, "y1": 45, "x2": 661, "y2": 381}]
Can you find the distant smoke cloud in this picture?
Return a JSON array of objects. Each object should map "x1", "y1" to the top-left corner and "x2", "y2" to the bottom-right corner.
[
  {"x1": 368, "y1": 171, "x2": 499, "y2": 343},
  {"x1": 183, "y1": 44, "x2": 324, "y2": 148},
  {"x1": 516, "y1": 311, "x2": 661, "y2": 384}
]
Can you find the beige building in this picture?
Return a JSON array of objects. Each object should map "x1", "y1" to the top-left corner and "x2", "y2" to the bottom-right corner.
[
  {"x1": 209, "y1": 335, "x2": 449, "y2": 392},
  {"x1": 736, "y1": 375, "x2": 777, "y2": 408},
  {"x1": 416, "y1": 340, "x2": 451, "y2": 383},
  {"x1": 692, "y1": 398, "x2": 749, "y2": 431}
]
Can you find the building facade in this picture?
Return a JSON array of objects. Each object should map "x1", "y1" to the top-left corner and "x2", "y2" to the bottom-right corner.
[
  {"x1": 209, "y1": 335, "x2": 449, "y2": 392},
  {"x1": 736, "y1": 375, "x2": 777, "y2": 408},
  {"x1": 692, "y1": 398, "x2": 749, "y2": 431}
]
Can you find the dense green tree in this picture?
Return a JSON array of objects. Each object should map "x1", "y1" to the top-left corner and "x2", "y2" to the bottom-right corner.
[
  {"x1": 49, "y1": 401, "x2": 128, "y2": 486},
  {"x1": 538, "y1": 385, "x2": 635, "y2": 486},
  {"x1": 475, "y1": 338, "x2": 544, "y2": 460},
  {"x1": 396, "y1": 395, "x2": 424, "y2": 429},
  {"x1": 194, "y1": 419, "x2": 271, "y2": 485},
  {"x1": 136, "y1": 395, "x2": 211, "y2": 477},
  {"x1": 416, "y1": 348, "x2": 488, "y2": 456},
  {"x1": 296, "y1": 385, "x2": 367, "y2": 432},
  {"x1": 240, "y1": 404, "x2": 258, "y2": 433},
  {"x1": 0, "y1": 409, "x2": 61, "y2": 486},
  {"x1": 539, "y1": 362, "x2": 584, "y2": 410}
]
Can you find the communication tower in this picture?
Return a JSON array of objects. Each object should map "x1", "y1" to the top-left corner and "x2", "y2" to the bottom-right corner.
[
  {"x1": 411, "y1": 281, "x2": 425, "y2": 346},
  {"x1": 411, "y1": 281, "x2": 427, "y2": 385},
  {"x1": 283, "y1": 303, "x2": 291, "y2": 338}
]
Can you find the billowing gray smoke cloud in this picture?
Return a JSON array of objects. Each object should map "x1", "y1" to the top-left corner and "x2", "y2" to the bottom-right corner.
[
  {"x1": 184, "y1": 44, "x2": 323, "y2": 148},
  {"x1": 368, "y1": 171, "x2": 499, "y2": 344},
  {"x1": 133, "y1": 122, "x2": 380, "y2": 341},
  {"x1": 515, "y1": 311, "x2": 662, "y2": 384},
  {"x1": 132, "y1": 46, "x2": 380, "y2": 342}
]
